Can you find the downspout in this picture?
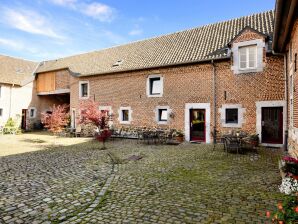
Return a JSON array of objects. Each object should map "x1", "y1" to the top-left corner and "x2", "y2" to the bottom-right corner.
[
  {"x1": 284, "y1": 53, "x2": 288, "y2": 151},
  {"x1": 273, "y1": 51, "x2": 288, "y2": 150},
  {"x1": 212, "y1": 60, "x2": 217, "y2": 144}
]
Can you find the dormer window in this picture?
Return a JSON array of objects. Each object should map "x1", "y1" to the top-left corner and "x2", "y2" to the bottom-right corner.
[
  {"x1": 231, "y1": 39, "x2": 265, "y2": 74},
  {"x1": 239, "y1": 45, "x2": 257, "y2": 70}
]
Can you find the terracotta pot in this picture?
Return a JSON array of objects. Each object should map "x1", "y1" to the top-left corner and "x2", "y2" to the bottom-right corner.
[{"x1": 176, "y1": 136, "x2": 184, "y2": 143}]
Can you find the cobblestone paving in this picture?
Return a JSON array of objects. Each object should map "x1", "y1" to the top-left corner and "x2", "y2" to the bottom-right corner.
[{"x1": 1, "y1": 138, "x2": 285, "y2": 224}]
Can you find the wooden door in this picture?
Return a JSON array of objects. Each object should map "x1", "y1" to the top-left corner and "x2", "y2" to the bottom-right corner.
[
  {"x1": 21, "y1": 109, "x2": 27, "y2": 130},
  {"x1": 261, "y1": 107, "x2": 283, "y2": 144}
]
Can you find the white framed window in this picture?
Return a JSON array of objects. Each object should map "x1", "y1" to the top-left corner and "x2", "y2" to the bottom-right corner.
[
  {"x1": 239, "y1": 45, "x2": 257, "y2": 70},
  {"x1": 231, "y1": 39, "x2": 265, "y2": 74},
  {"x1": 29, "y1": 107, "x2": 36, "y2": 119},
  {"x1": 79, "y1": 81, "x2": 89, "y2": 99},
  {"x1": 155, "y1": 106, "x2": 171, "y2": 124},
  {"x1": 118, "y1": 107, "x2": 132, "y2": 124},
  {"x1": 146, "y1": 75, "x2": 163, "y2": 97},
  {"x1": 0, "y1": 108, "x2": 3, "y2": 117},
  {"x1": 219, "y1": 104, "x2": 245, "y2": 128}
]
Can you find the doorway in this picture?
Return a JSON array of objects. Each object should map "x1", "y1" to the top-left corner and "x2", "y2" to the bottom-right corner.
[
  {"x1": 21, "y1": 109, "x2": 27, "y2": 130},
  {"x1": 190, "y1": 109, "x2": 206, "y2": 142},
  {"x1": 261, "y1": 107, "x2": 283, "y2": 144}
]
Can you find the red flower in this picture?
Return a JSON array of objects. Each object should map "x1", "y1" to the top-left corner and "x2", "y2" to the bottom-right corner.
[
  {"x1": 295, "y1": 206, "x2": 298, "y2": 213},
  {"x1": 266, "y1": 211, "x2": 271, "y2": 218},
  {"x1": 278, "y1": 202, "x2": 283, "y2": 210}
]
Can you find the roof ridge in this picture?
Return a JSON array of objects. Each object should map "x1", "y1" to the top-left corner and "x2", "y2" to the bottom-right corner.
[
  {"x1": 42, "y1": 9, "x2": 274, "y2": 63},
  {"x1": 0, "y1": 53, "x2": 38, "y2": 63}
]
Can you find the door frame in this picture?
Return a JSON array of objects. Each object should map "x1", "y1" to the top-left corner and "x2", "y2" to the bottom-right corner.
[
  {"x1": 21, "y1": 109, "x2": 27, "y2": 130},
  {"x1": 185, "y1": 103, "x2": 211, "y2": 143},
  {"x1": 256, "y1": 101, "x2": 286, "y2": 148}
]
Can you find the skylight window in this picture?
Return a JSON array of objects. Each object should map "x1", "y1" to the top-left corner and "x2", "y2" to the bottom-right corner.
[{"x1": 112, "y1": 60, "x2": 124, "y2": 67}]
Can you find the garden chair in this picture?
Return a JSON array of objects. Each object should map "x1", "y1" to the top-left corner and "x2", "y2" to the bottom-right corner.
[{"x1": 224, "y1": 137, "x2": 240, "y2": 154}]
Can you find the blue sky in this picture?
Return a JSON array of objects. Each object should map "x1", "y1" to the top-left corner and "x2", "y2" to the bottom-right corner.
[{"x1": 0, "y1": 0, "x2": 275, "y2": 61}]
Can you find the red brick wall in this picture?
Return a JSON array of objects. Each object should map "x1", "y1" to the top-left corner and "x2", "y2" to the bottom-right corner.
[
  {"x1": 288, "y1": 19, "x2": 298, "y2": 157},
  {"x1": 70, "y1": 55, "x2": 284, "y2": 139}
]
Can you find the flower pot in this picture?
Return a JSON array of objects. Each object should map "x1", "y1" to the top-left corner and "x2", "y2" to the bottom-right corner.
[{"x1": 176, "y1": 136, "x2": 184, "y2": 143}]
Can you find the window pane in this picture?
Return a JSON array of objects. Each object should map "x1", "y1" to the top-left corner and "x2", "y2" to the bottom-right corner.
[
  {"x1": 248, "y1": 46, "x2": 257, "y2": 68},
  {"x1": 0, "y1": 109, "x2": 3, "y2": 116},
  {"x1": 81, "y1": 83, "x2": 88, "y2": 97},
  {"x1": 122, "y1": 110, "x2": 129, "y2": 121},
  {"x1": 150, "y1": 78, "x2": 161, "y2": 95},
  {"x1": 159, "y1": 109, "x2": 167, "y2": 121},
  {"x1": 239, "y1": 47, "x2": 247, "y2": 69},
  {"x1": 226, "y1": 108, "x2": 238, "y2": 124}
]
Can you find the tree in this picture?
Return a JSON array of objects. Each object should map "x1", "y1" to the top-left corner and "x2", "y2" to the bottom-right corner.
[
  {"x1": 79, "y1": 100, "x2": 111, "y2": 149},
  {"x1": 41, "y1": 104, "x2": 69, "y2": 136}
]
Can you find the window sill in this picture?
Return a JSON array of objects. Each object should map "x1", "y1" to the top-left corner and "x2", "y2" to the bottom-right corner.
[
  {"x1": 79, "y1": 96, "x2": 89, "y2": 100},
  {"x1": 120, "y1": 121, "x2": 131, "y2": 125},
  {"x1": 147, "y1": 94, "x2": 163, "y2": 98},
  {"x1": 157, "y1": 121, "x2": 168, "y2": 125},
  {"x1": 222, "y1": 123, "x2": 242, "y2": 128}
]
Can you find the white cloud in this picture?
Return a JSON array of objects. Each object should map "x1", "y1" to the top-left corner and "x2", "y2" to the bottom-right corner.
[
  {"x1": 129, "y1": 28, "x2": 143, "y2": 36},
  {"x1": 2, "y1": 8, "x2": 64, "y2": 39},
  {"x1": 50, "y1": 0, "x2": 77, "y2": 6},
  {"x1": 49, "y1": 0, "x2": 115, "y2": 22},
  {"x1": 0, "y1": 38, "x2": 24, "y2": 50},
  {"x1": 80, "y1": 2, "x2": 114, "y2": 22}
]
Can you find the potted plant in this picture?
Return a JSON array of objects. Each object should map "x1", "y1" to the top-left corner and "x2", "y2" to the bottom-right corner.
[{"x1": 174, "y1": 130, "x2": 184, "y2": 143}]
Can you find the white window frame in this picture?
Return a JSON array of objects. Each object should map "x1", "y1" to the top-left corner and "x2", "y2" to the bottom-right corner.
[
  {"x1": 231, "y1": 39, "x2": 265, "y2": 74},
  {"x1": 118, "y1": 107, "x2": 132, "y2": 124},
  {"x1": 155, "y1": 106, "x2": 171, "y2": 125},
  {"x1": 146, "y1": 74, "x2": 164, "y2": 97},
  {"x1": 239, "y1": 45, "x2": 257, "y2": 70},
  {"x1": 219, "y1": 104, "x2": 245, "y2": 128},
  {"x1": 29, "y1": 107, "x2": 37, "y2": 119},
  {"x1": 79, "y1": 81, "x2": 90, "y2": 99}
]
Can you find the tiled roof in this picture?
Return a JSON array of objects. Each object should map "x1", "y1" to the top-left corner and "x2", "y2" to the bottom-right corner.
[
  {"x1": 0, "y1": 55, "x2": 38, "y2": 86},
  {"x1": 36, "y1": 10, "x2": 274, "y2": 76}
]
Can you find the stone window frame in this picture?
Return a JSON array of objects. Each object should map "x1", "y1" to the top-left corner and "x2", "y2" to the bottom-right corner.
[
  {"x1": 219, "y1": 104, "x2": 245, "y2": 128},
  {"x1": 154, "y1": 106, "x2": 171, "y2": 125},
  {"x1": 71, "y1": 108, "x2": 76, "y2": 129},
  {"x1": 231, "y1": 39, "x2": 265, "y2": 74},
  {"x1": 146, "y1": 74, "x2": 164, "y2": 97},
  {"x1": 29, "y1": 107, "x2": 37, "y2": 119},
  {"x1": 79, "y1": 81, "x2": 90, "y2": 99},
  {"x1": 118, "y1": 106, "x2": 132, "y2": 125}
]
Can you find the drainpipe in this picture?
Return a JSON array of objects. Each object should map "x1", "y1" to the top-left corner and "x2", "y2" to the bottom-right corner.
[
  {"x1": 273, "y1": 51, "x2": 288, "y2": 151},
  {"x1": 212, "y1": 60, "x2": 217, "y2": 144}
]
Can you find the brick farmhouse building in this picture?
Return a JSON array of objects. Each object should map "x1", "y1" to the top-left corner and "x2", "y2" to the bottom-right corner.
[{"x1": 1, "y1": 0, "x2": 297, "y2": 156}]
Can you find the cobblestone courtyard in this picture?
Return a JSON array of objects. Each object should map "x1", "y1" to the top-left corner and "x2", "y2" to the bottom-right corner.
[{"x1": 0, "y1": 133, "x2": 285, "y2": 223}]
